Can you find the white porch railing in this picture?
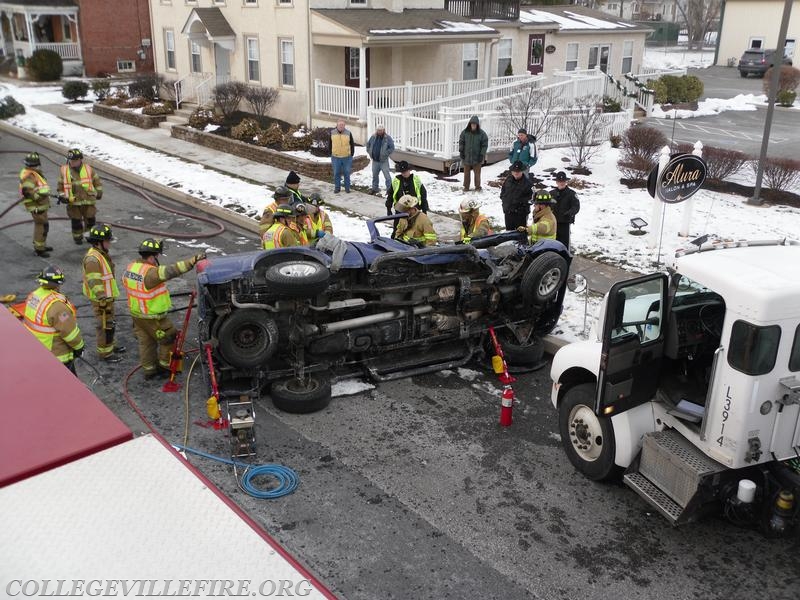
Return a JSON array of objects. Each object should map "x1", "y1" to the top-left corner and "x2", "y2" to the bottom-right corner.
[
  {"x1": 174, "y1": 72, "x2": 213, "y2": 108},
  {"x1": 32, "y1": 42, "x2": 80, "y2": 60},
  {"x1": 633, "y1": 67, "x2": 687, "y2": 78},
  {"x1": 195, "y1": 73, "x2": 216, "y2": 107},
  {"x1": 315, "y1": 74, "x2": 536, "y2": 120},
  {"x1": 368, "y1": 104, "x2": 633, "y2": 159}
]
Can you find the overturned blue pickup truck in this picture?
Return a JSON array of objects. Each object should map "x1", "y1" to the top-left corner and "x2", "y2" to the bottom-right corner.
[{"x1": 196, "y1": 217, "x2": 570, "y2": 414}]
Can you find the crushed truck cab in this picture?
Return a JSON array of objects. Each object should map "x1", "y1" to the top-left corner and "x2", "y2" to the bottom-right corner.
[{"x1": 551, "y1": 239, "x2": 800, "y2": 531}]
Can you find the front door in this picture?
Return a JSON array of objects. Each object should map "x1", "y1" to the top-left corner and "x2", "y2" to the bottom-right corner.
[
  {"x1": 596, "y1": 273, "x2": 668, "y2": 416},
  {"x1": 214, "y1": 44, "x2": 230, "y2": 86},
  {"x1": 589, "y1": 45, "x2": 611, "y2": 73},
  {"x1": 344, "y1": 47, "x2": 370, "y2": 88},
  {"x1": 527, "y1": 34, "x2": 545, "y2": 75}
]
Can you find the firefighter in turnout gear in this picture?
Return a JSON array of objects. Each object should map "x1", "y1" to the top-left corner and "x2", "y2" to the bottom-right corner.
[
  {"x1": 122, "y1": 238, "x2": 205, "y2": 380},
  {"x1": 58, "y1": 148, "x2": 103, "y2": 245},
  {"x1": 518, "y1": 191, "x2": 557, "y2": 243},
  {"x1": 82, "y1": 224, "x2": 125, "y2": 362},
  {"x1": 22, "y1": 265, "x2": 85, "y2": 375},
  {"x1": 458, "y1": 198, "x2": 493, "y2": 244},
  {"x1": 305, "y1": 192, "x2": 334, "y2": 239},
  {"x1": 262, "y1": 204, "x2": 302, "y2": 249},
  {"x1": 19, "y1": 152, "x2": 53, "y2": 257},
  {"x1": 259, "y1": 186, "x2": 292, "y2": 235},
  {"x1": 394, "y1": 195, "x2": 437, "y2": 247}
]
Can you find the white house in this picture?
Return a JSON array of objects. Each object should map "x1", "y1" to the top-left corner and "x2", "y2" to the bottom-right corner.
[
  {"x1": 715, "y1": 0, "x2": 800, "y2": 66},
  {"x1": 147, "y1": 0, "x2": 649, "y2": 142}
]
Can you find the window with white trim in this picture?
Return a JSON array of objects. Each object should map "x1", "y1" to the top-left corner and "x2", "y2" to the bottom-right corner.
[
  {"x1": 350, "y1": 0, "x2": 367, "y2": 4},
  {"x1": 277, "y1": 0, "x2": 291, "y2": 4},
  {"x1": 280, "y1": 38, "x2": 294, "y2": 86},
  {"x1": 190, "y1": 41, "x2": 202, "y2": 73},
  {"x1": 246, "y1": 37, "x2": 260, "y2": 82},
  {"x1": 214, "y1": 0, "x2": 225, "y2": 4},
  {"x1": 61, "y1": 18, "x2": 72, "y2": 41},
  {"x1": 117, "y1": 60, "x2": 135, "y2": 73},
  {"x1": 750, "y1": 37, "x2": 763, "y2": 49},
  {"x1": 165, "y1": 29, "x2": 176, "y2": 70},
  {"x1": 348, "y1": 47, "x2": 359, "y2": 80},
  {"x1": 622, "y1": 40, "x2": 634, "y2": 74},
  {"x1": 497, "y1": 38, "x2": 512, "y2": 77},
  {"x1": 243, "y1": 0, "x2": 257, "y2": 5},
  {"x1": 565, "y1": 42, "x2": 579, "y2": 71},
  {"x1": 462, "y1": 43, "x2": 478, "y2": 80}
]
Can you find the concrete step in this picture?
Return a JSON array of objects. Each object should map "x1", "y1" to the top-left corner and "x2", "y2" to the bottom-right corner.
[
  {"x1": 157, "y1": 121, "x2": 175, "y2": 131},
  {"x1": 166, "y1": 114, "x2": 188, "y2": 124}
]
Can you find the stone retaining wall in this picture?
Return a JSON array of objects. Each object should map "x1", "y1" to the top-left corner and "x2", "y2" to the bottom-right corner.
[
  {"x1": 171, "y1": 125, "x2": 369, "y2": 180},
  {"x1": 92, "y1": 104, "x2": 167, "y2": 129}
]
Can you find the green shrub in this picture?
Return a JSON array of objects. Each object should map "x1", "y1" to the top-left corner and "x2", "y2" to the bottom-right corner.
[
  {"x1": 62, "y1": 80, "x2": 89, "y2": 102},
  {"x1": 602, "y1": 96, "x2": 622, "y2": 113},
  {"x1": 231, "y1": 118, "x2": 262, "y2": 141},
  {"x1": 777, "y1": 90, "x2": 797, "y2": 107},
  {"x1": 26, "y1": 49, "x2": 62, "y2": 81},
  {"x1": 0, "y1": 95, "x2": 25, "y2": 119},
  {"x1": 91, "y1": 79, "x2": 110, "y2": 101},
  {"x1": 142, "y1": 102, "x2": 174, "y2": 116},
  {"x1": 128, "y1": 74, "x2": 164, "y2": 101},
  {"x1": 649, "y1": 74, "x2": 704, "y2": 104}
]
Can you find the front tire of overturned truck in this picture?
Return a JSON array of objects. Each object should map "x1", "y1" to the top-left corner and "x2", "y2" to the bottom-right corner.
[{"x1": 559, "y1": 383, "x2": 619, "y2": 481}]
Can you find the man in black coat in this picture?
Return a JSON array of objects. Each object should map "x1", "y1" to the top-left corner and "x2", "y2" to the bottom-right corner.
[
  {"x1": 550, "y1": 171, "x2": 580, "y2": 250},
  {"x1": 500, "y1": 161, "x2": 532, "y2": 230}
]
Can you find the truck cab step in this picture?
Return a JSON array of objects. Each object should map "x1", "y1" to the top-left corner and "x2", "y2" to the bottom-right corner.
[{"x1": 624, "y1": 472, "x2": 682, "y2": 524}]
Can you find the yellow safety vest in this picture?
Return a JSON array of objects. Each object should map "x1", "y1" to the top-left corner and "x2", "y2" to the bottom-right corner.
[
  {"x1": 262, "y1": 223, "x2": 290, "y2": 249},
  {"x1": 23, "y1": 287, "x2": 78, "y2": 363},
  {"x1": 123, "y1": 261, "x2": 171, "y2": 317},
  {"x1": 59, "y1": 163, "x2": 96, "y2": 202},
  {"x1": 391, "y1": 175, "x2": 423, "y2": 207},
  {"x1": 82, "y1": 247, "x2": 119, "y2": 301},
  {"x1": 19, "y1": 168, "x2": 50, "y2": 198},
  {"x1": 461, "y1": 215, "x2": 493, "y2": 243}
]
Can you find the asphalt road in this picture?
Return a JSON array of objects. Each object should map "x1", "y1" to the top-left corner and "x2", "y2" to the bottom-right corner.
[
  {"x1": 644, "y1": 66, "x2": 800, "y2": 159},
  {"x1": 2, "y1": 133, "x2": 797, "y2": 600}
]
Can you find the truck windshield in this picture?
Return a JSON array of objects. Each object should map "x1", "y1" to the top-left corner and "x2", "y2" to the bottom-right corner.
[
  {"x1": 791, "y1": 325, "x2": 800, "y2": 372},
  {"x1": 728, "y1": 320, "x2": 781, "y2": 376}
]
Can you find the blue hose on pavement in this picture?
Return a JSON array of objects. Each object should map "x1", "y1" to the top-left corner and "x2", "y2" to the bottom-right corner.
[{"x1": 173, "y1": 444, "x2": 300, "y2": 499}]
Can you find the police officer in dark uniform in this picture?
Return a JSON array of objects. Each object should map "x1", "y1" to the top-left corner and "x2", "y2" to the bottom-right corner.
[{"x1": 550, "y1": 171, "x2": 580, "y2": 250}]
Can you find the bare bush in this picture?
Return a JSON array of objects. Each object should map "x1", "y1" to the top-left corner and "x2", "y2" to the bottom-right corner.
[
  {"x1": 564, "y1": 96, "x2": 607, "y2": 169},
  {"x1": 230, "y1": 118, "x2": 261, "y2": 142},
  {"x1": 255, "y1": 123, "x2": 284, "y2": 148},
  {"x1": 703, "y1": 146, "x2": 749, "y2": 182},
  {"x1": 752, "y1": 157, "x2": 800, "y2": 192},
  {"x1": 245, "y1": 86, "x2": 279, "y2": 118},
  {"x1": 497, "y1": 85, "x2": 561, "y2": 141},
  {"x1": 617, "y1": 125, "x2": 667, "y2": 181},
  {"x1": 763, "y1": 65, "x2": 800, "y2": 94},
  {"x1": 213, "y1": 81, "x2": 249, "y2": 121}
]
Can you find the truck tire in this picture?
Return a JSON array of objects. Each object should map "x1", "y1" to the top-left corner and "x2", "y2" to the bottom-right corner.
[
  {"x1": 558, "y1": 383, "x2": 619, "y2": 481},
  {"x1": 216, "y1": 309, "x2": 279, "y2": 369},
  {"x1": 271, "y1": 374, "x2": 332, "y2": 414},
  {"x1": 522, "y1": 252, "x2": 568, "y2": 305},
  {"x1": 498, "y1": 332, "x2": 545, "y2": 367},
  {"x1": 264, "y1": 260, "x2": 330, "y2": 297}
]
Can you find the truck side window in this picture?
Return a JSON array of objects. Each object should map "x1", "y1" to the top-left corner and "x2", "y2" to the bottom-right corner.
[
  {"x1": 790, "y1": 325, "x2": 800, "y2": 372},
  {"x1": 728, "y1": 320, "x2": 781, "y2": 376}
]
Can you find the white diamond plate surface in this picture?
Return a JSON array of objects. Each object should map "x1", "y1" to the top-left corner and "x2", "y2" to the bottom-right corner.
[{"x1": 0, "y1": 435, "x2": 329, "y2": 598}]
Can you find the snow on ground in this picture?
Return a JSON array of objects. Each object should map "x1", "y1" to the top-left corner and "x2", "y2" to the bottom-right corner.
[
  {"x1": 643, "y1": 45, "x2": 716, "y2": 71},
  {"x1": 0, "y1": 82, "x2": 373, "y2": 244},
  {"x1": 652, "y1": 93, "x2": 764, "y2": 118},
  {"x1": 4, "y1": 73, "x2": 800, "y2": 345},
  {"x1": 332, "y1": 379, "x2": 376, "y2": 397}
]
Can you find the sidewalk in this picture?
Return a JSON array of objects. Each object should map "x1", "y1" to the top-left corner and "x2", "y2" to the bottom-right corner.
[{"x1": 37, "y1": 104, "x2": 634, "y2": 296}]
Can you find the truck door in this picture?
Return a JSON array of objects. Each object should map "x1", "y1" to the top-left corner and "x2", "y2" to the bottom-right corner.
[{"x1": 596, "y1": 273, "x2": 668, "y2": 416}]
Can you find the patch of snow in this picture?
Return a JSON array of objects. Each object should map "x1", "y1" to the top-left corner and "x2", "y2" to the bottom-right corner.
[
  {"x1": 332, "y1": 379, "x2": 376, "y2": 397},
  {"x1": 652, "y1": 93, "x2": 763, "y2": 119},
  {"x1": 203, "y1": 123, "x2": 220, "y2": 133},
  {"x1": 643, "y1": 46, "x2": 715, "y2": 70}
]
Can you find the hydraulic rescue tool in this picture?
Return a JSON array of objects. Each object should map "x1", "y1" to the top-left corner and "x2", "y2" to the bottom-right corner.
[{"x1": 162, "y1": 290, "x2": 196, "y2": 393}]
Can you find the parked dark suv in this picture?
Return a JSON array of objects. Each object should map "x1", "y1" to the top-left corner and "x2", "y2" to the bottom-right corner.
[{"x1": 738, "y1": 48, "x2": 792, "y2": 77}]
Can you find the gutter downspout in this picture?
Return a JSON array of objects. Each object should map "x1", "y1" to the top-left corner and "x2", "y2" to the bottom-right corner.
[
  {"x1": 306, "y1": 0, "x2": 314, "y2": 129},
  {"x1": 484, "y1": 37, "x2": 499, "y2": 86}
]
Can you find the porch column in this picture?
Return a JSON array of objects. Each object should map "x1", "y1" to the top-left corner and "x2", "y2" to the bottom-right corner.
[
  {"x1": 24, "y1": 12, "x2": 35, "y2": 57},
  {"x1": 70, "y1": 14, "x2": 83, "y2": 62},
  {"x1": 358, "y1": 46, "x2": 367, "y2": 122}
]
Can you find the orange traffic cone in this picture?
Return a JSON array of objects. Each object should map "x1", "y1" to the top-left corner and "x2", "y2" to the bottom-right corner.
[{"x1": 499, "y1": 385, "x2": 514, "y2": 427}]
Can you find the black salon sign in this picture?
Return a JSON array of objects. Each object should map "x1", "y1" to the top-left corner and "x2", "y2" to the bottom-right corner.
[{"x1": 647, "y1": 154, "x2": 707, "y2": 204}]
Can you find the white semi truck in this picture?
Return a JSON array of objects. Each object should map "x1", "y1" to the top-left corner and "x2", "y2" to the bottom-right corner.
[{"x1": 551, "y1": 239, "x2": 800, "y2": 532}]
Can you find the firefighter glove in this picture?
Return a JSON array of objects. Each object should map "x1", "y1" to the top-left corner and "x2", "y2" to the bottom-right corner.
[
  {"x1": 97, "y1": 298, "x2": 110, "y2": 310},
  {"x1": 56, "y1": 194, "x2": 69, "y2": 205},
  {"x1": 516, "y1": 226, "x2": 527, "y2": 233},
  {"x1": 316, "y1": 231, "x2": 326, "y2": 239},
  {"x1": 96, "y1": 191, "x2": 103, "y2": 200},
  {"x1": 192, "y1": 252, "x2": 206, "y2": 266},
  {"x1": 155, "y1": 329, "x2": 167, "y2": 341}
]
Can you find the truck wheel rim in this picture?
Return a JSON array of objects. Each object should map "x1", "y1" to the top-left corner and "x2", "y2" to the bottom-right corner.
[
  {"x1": 279, "y1": 263, "x2": 318, "y2": 278},
  {"x1": 538, "y1": 267, "x2": 562, "y2": 297},
  {"x1": 568, "y1": 404, "x2": 603, "y2": 462}
]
